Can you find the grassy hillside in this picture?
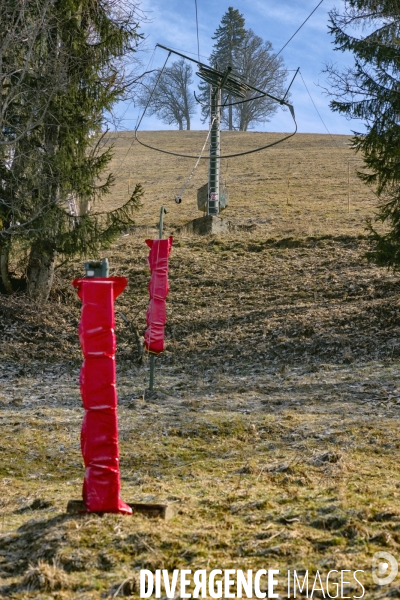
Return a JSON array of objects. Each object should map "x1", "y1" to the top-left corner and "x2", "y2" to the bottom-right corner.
[
  {"x1": 100, "y1": 130, "x2": 376, "y2": 237},
  {"x1": 0, "y1": 131, "x2": 399, "y2": 599}
]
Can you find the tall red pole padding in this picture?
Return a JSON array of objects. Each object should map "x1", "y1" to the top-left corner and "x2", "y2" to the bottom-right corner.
[
  {"x1": 144, "y1": 237, "x2": 173, "y2": 354},
  {"x1": 72, "y1": 276, "x2": 132, "y2": 514}
]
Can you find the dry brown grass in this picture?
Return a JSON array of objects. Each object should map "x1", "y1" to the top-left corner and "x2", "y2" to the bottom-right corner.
[
  {"x1": 21, "y1": 559, "x2": 67, "y2": 592},
  {"x1": 99, "y1": 130, "x2": 376, "y2": 238},
  {"x1": 0, "y1": 131, "x2": 400, "y2": 599}
]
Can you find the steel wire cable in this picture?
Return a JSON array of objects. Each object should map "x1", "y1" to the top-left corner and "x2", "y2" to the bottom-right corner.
[
  {"x1": 135, "y1": 51, "x2": 172, "y2": 132},
  {"x1": 299, "y1": 70, "x2": 343, "y2": 151},
  {"x1": 298, "y1": 70, "x2": 379, "y2": 203},
  {"x1": 276, "y1": 0, "x2": 325, "y2": 57},
  {"x1": 175, "y1": 117, "x2": 216, "y2": 203},
  {"x1": 107, "y1": 47, "x2": 166, "y2": 179},
  {"x1": 194, "y1": 0, "x2": 200, "y2": 62},
  {"x1": 134, "y1": 63, "x2": 298, "y2": 158},
  {"x1": 134, "y1": 44, "x2": 299, "y2": 159},
  {"x1": 134, "y1": 106, "x2": 297, "y2": 159},
  {"x1": 134, "y1": 123, "x2": 297, "y2": 159},
  {"x1": 98, "y1": 48, "x2": 160, "y2": 169}
]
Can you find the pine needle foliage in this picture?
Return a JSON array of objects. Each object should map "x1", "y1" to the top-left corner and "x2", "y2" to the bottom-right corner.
[
  {"x1": 327, "y1": 0, "x2": 400, "y2": 268},
  {"x1": 210, "y1": 6, "x2": 246, "y2": 71},
  {"x1": 0, "y1": 0, "x2": 144, "y2": 297},
  {"x1": 207, "y1": 7, "x2": 246, "y2": 131},
  {"x1": 29, "y1": 184, "x2": 143, "y2": 258},
  {"x1": 197, "y1": 7, "x2": 286, "y2": 131}
]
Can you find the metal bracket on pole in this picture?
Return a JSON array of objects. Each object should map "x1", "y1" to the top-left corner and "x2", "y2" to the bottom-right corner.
[{"x1": 216, "y1": 66, "x2": 232, "y2": 97}]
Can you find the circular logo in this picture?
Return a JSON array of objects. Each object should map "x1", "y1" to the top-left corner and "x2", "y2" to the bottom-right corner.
[{"x1": 372, "y1": 551, "x2": 398, "y2": 585}]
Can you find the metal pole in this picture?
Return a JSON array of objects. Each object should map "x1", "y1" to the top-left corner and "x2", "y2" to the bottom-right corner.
[
  {"x1": 159, "y1": 205, "x2": 167, "y2": 239},
  {"x1": 148, "y1": 206, "x2": 167, "y2": 394},
  {"x1": 149, "y1": 354, "x2": 155, "y2": 391},
  {"x1": 208, "y1": 86, "x2": 221, "y2": 216}
]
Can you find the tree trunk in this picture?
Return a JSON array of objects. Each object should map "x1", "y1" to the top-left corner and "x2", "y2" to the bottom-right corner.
[
  {"x1": 183, "y1": 92, "x2": 191, "y2": 130},
  {"x1": 178, "y1": 120, "x2": 183, "y2": 130},
  {"x1": 79, "y1": 196, "x2": 91, "y2": 215},
  {"x1": 26, "y1": 242, "x2": 56, "y2": 302},
  {"x1": 229, "y1": 98, "x2": 233, "y2": 130},
  {"x1": 0, "y1": 243, "x2": 13, "y2": 294}
]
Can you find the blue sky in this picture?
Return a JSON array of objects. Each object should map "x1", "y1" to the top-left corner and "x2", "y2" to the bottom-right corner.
[{"x1": 117, "y1": 0, "x2": 359, "y2": 134}]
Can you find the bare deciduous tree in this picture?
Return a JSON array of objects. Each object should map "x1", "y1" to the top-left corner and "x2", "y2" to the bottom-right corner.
[
  {"x1": 231, "y1": 30, "x2": 287, "y2": 131},
  {"x1": 138, "y1": 59, "x2": 196, "y2": 130}
]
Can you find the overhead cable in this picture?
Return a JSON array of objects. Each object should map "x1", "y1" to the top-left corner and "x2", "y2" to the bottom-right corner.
[
  {"x1": 135, "y1": 51, "x2": 171, "y2": 132},
  {"x1": 175, "y1": 117, "x2": 216, "y2": 204},
  {"x1": 276, "y1": 0, "x2": 324, "y2": 57},
  {"x1": 299, "y1": 70, "x2": 343, "y2": 151},
  {"x1": 134, "y1": 45, "x2": 298, "y2": 159},
  {"x1": 134, "y1": 120, "x2": 297, "y2": 160},
  {"x1": 194, "y1": 0, "x2": 200, "y2": 62}
]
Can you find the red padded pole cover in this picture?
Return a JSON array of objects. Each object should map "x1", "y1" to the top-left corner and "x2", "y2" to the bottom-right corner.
[
  {"x1": 72, "y1": 277, "x2": 132, "y2": 514},
  {"x1": 144, "y1": 237, "x2": 173, "y2": 354}
]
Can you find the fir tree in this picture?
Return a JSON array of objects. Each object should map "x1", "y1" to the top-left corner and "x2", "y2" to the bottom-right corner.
[
  {"x1": 210, "y1": 7, "x2": 246, "y2": 130},
  {"x1": 0, "y1": 0, "x2": 62, "y2": 294},
  {"x1": 327, "y1": 1, "x2": 400, "y2": 268},
  {"x1": 197, "y1": 8, "x2": 286, "y2": 131},
  {"x1": 0, "y1": 0, "x2": 144, "y2": 300}
]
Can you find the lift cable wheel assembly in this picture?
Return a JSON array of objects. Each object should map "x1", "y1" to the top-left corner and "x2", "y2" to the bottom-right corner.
[{"x1": 134, "y1": 43, "x2": 298, "y2": 216}]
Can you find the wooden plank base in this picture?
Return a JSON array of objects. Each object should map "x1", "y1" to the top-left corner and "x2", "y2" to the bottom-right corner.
[{"x1": 66, "y1": 500, "x2": 177, "y2": 520}]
